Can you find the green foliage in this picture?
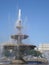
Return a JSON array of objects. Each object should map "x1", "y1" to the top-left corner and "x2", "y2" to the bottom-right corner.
[
  {"x1": 28, "y1": 49, "x2": 42, "y2": 57},
  {"x1": 3, "y1": 50, "x2": 10, "y2": 57}
]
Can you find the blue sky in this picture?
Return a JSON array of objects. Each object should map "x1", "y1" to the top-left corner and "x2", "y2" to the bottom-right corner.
[{"x1": 0, "y1": 0, "x2": 49, "y2": 46}]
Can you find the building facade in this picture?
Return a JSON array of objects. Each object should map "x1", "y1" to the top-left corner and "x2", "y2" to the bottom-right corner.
[
  {"x1": 38, "y1": 43, "x2": 49, "y2": 61},
  {"x1": 38, "y1": 43, "x2": 49, "y2": 52}
]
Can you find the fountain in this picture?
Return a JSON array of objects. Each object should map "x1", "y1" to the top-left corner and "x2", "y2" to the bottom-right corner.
[
  {"x1": 2, "y1": 9, "x2": 36, "y2": 64},
  {"x1": 1, "y1": 9, "x2": 48, "y2": 64}
]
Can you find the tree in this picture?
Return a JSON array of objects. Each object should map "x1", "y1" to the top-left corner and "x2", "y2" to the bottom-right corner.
[{"x1": 28, "y1": 49, "x2": 42, "y2": 57}]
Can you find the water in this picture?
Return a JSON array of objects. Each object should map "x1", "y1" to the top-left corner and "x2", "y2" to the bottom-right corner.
[
  {"x1": 0, "y1": 63, "x2": 48, "y2": 65},
  {"x1": 0, "y1": 61, "x2": 48, "y2": 65}
]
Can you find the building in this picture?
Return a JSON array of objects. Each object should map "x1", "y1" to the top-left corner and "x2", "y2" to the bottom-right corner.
[
  {"x1": 38, "y1": 43, "x2": 49, "y2": 52},
  {"x1": 38, "y1": 43, "x2": 49, "y2": 62}
]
